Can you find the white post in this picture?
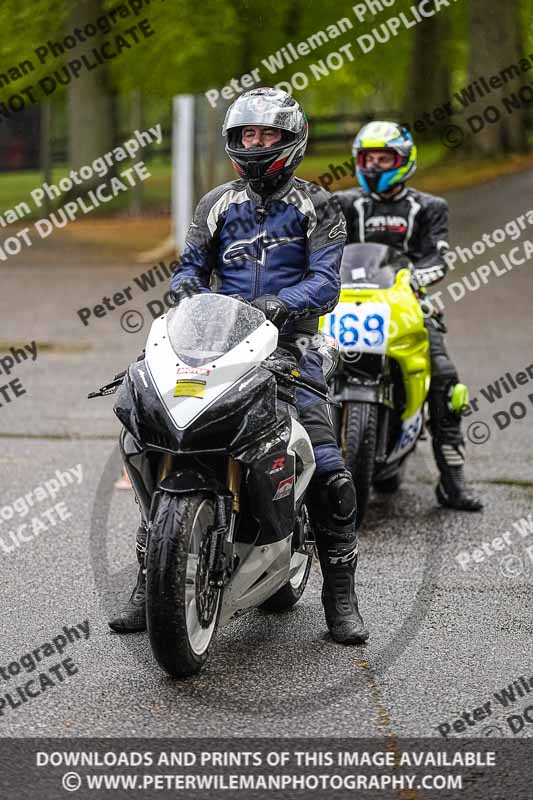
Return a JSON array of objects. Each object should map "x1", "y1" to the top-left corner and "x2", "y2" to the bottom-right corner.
[{"x1": 172, "y1": 94, "x2": 195, "y2": 253}]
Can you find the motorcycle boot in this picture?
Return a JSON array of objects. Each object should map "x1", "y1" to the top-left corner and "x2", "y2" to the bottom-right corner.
[
  {"x1": 429, "y1": 375, "x2": 483, "y2": 512},
  {"x1": 433, "y1": 438, "x2": 484, "y2": 511},
  {"x1": 108, "y1": 429, "x2": 155, "y2": 633},
  {"x1": 309, "y1": 470, "x2": 369, "y2": 644},
  {"x1": 108, "y1": 523, "x2": 147, "y2": 632}
]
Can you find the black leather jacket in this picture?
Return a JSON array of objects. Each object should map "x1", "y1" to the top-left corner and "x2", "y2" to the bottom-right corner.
[{"x1": 332, "y1": 185, "x2": 450, "y2": 286}]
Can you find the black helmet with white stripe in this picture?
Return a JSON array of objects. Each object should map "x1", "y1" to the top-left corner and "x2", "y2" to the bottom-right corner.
[{"x1": 223, "y1": 88, "x2": 308, "y2": 195}]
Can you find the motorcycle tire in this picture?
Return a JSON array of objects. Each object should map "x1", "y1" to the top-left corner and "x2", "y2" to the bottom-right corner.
[
  {"x1": 342, "y1": 402, "x2": 378, "y2": 529},
  {"x1": 260, "y1": 548, "x2": 313, "y2": 612},
  {"x1": 146, "y1": 491, "x2": 221, "y2": 678},
  {"x1": 373, "y1": 460, "x2": 407, "y2": 494}
]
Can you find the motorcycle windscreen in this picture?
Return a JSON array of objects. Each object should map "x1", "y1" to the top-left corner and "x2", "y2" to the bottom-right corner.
[
  {"x1": 340, "y1": 242, "x2": 405, "y2": 288},
  {"x1": 167, "y1": 294, "x2": 265, "y2": 367}
]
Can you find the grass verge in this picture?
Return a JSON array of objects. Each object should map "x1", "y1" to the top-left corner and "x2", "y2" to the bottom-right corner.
[{"x1": 2, "y1": 145, "x2": 533, "y2": 255}]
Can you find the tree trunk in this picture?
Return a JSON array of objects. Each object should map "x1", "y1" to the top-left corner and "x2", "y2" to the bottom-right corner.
[
  {"x1": 67, "y1": 0, "x2": 115, "y2": 169},
  {"x1": 468, "y1": 0, "x2": 528, "y2": 155},
  {"x1": 404, "y1": 13, "x2": 451, "y2": 130}
]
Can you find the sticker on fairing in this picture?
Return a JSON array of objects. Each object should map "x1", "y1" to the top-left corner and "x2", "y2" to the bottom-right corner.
[
  {"x1": 176, "y1": 367, "x2": 211, "y2": 376},
  {"x1": 174, "y1": 379, "x2": 206, "y2": 398},
  {"x1": 269, "y1": 457, "x2": 286, "y2": 475},
  {"x1": 273, "y1": 475, "x2": 294, "y2": 501},
  {"x1": 324, "y1": 302, "x2": 391, "y2": 354},
  {"x1": 387, "y1": 409, "x2": 423, "y2": 462}
]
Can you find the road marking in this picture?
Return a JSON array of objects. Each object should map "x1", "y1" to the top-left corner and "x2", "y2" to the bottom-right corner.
[{"x1": 355, "y1": 660, "x2": 422, "y2": 800}]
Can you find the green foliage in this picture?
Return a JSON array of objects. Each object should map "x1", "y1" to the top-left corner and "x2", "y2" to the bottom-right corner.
[
  {"x1": 0, "y1": 0, "x2": 69, "y2": 83},
  {"x1": 0, "y1": 0, "x2": 464, "y2": 115},
  {"x1": 0, "y1": 0, "x2": 532, "y2": 124}
]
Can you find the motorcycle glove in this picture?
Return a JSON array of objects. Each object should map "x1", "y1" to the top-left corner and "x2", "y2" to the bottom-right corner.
[
  {"x1": 251, "y1": 295, "x2": 291, "y2": 330},
  {"x1": 414, "y1": 264, "x2": 446, "y2": 287}
]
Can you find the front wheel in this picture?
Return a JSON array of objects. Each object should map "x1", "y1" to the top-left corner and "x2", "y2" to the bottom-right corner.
[
  {"x1": 342, "y1": 402, "x2": 378, "y2": 529},
  {"x1": 373, "y1": 459, "x2": 407, "y2": 494},
  {"x1": 146, "y1": 491, "x2": 221, "y2": 677}
]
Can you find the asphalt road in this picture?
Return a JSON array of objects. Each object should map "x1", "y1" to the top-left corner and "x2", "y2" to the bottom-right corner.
[{"x1": 0, "y1": 170, "x2": 532, "y2": 744}]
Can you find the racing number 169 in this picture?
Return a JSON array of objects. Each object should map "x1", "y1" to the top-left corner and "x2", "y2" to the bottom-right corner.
[{"x1": 328, "y1": 311, "x2": 386, "y2": 348}]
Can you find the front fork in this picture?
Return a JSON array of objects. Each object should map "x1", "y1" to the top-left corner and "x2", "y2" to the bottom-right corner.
[
  {"x1": 145, "y1": 454, "x2": 239, "y2": 587},
  {"x1": 375, "y1": 404, "x2": 390, "y2": 463},
  {"x1": 226, "y1": 458, "x2": 241, "y2": 525},
  {"x1": 207, "y1": 458, "x2": 241, "y2": 588}
]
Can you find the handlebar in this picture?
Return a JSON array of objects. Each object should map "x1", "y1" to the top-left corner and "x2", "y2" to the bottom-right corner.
[
  {"x1": 88, "y1": 361, "x2": 340, "y2": 407},
  {"x1": 263, "y1": 365, "x2": 340, "y2": 407},
  {"x1": 87, "y1": 371, "x2": 125, "y2": 399}
]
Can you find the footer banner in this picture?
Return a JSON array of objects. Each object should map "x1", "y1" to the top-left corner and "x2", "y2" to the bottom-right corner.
[{"x1": 0, "y1": 737, "x2": 530, "y2": 799}]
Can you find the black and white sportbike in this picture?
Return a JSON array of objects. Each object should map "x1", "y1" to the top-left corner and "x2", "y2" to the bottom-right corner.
[{"x1": 89, "y1": 293, "x2": 334, "y2": 677}]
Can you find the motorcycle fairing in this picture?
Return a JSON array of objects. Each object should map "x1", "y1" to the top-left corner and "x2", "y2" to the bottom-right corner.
[
  {"x1": 236, "y1": 414, "x2": 315, "y2": 546},
  {"x1": 219, "y1": 534, "x2": 293, "y2": 625},
  {"x1": 322, "y1": 255, "x2": 430, "y2": 420},
  {"x1": 109, "y1": 295, "x2": 317, "y2": 642},
  {"x1": 145, "y1": 312, "x2": 278, "y2": 430},
  {"x1": 215, "y1": 407, "x2": 315, "y2": 618},
  {"x1": 386, "y1": 408, "x2": 424, "y2": 463},
  {"x1": 115, "y1": 360, "x2": 280, "y2": 454}
]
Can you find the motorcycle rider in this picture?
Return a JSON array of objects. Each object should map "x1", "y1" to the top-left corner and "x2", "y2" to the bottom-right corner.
[
  {"x1": 109, "y1": 87, "x2": 369, "y2": 645},
  {"x1": 334, "y1": 121, "x2": 483, "y2": 512}
]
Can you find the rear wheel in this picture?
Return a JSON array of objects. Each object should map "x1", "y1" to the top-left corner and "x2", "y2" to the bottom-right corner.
[
  {"x1": 342, "y1": 402, "x2": 378, "y2": 529},
  {"x1": 146, "y1": 492, "x2": 221, "y2": 677}
]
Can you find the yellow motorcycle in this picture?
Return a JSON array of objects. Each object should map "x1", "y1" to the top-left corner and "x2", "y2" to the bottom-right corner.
[{"x1": 321, "y1": 243, "x2": 431, "y2": 527}]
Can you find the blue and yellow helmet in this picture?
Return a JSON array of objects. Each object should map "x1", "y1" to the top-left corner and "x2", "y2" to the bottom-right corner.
[{"x1": 353, "y1": 121, "x2": 417, "y2": 194}]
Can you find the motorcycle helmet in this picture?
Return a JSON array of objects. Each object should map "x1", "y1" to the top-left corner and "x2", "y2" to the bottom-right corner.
[
  {"x1": 353, "y1": 121, "x2": 417, "y2": 195},
  {"x1": 223, "y1": 87, "x2": 308, "y2": 194}
]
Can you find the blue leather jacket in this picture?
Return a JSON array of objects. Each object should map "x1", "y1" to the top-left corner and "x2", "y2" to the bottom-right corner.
[{"x1": 170, "y1": 176, "x2": 347, "y2": 332}]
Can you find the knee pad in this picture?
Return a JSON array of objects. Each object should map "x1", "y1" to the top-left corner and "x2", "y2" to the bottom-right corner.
[
  {"x1": 328, "y1": 471, "x2": 357, "y2": 526},
  {"x1": 429, "y1": 356, "x2": 460, "y2": 419},
  {"x1": 429, "y1": 382, "x2": 470, "y2": 440},
  {"x1": 308, "y1": 470, "x2": 357, "y2": 535},
  {"x1": 448, "y1": 383, "x2": 470, "y2": 414}
]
